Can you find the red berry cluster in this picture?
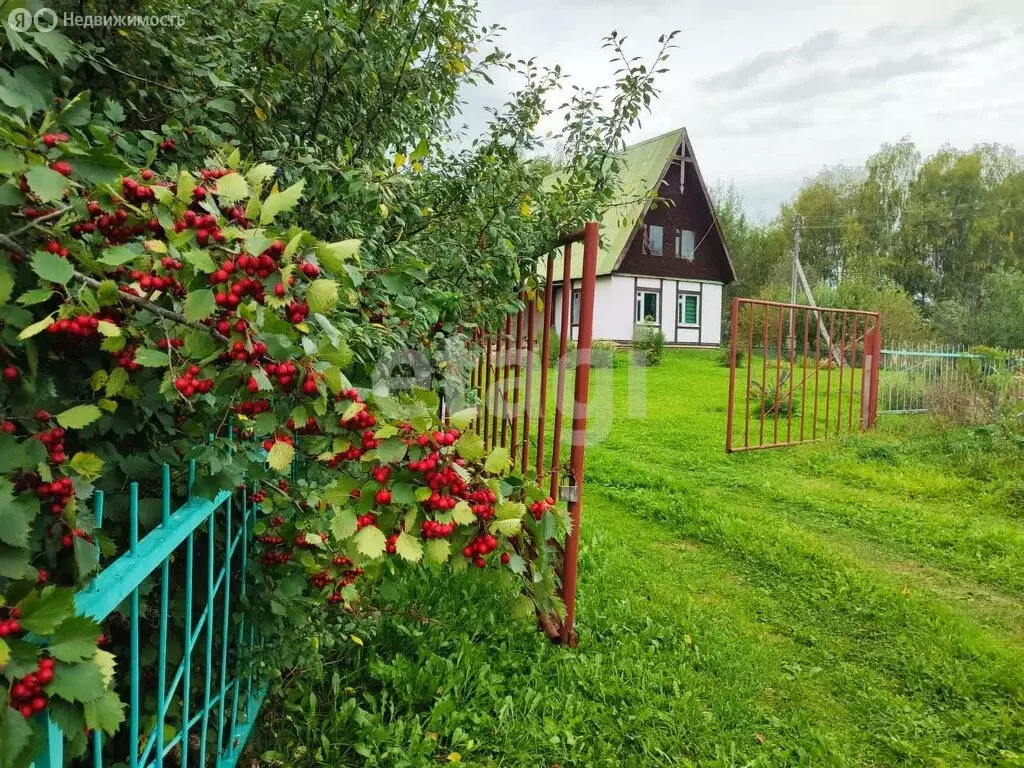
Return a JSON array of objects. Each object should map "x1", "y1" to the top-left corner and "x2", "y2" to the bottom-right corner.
[
  {"x1": 158, "y1": 137, "x2": 176, "y2": 152},
  {"x1": 113, "y1": 344, "x2": 141, "y2": 372},
  {"x1": 355, "y1": 513, "x2": 377, "y2": 531},
  {"x1": 36, "y1": 476, "x2": 74, "y2": 514},
  {"x1": 60, "y1": 527, "x2": 91, "y2": 550},
  {"x1": 371, "y1": 465, "x2": 391, "y2": 484},
  {"x1": 132, "y1": 268, "x2": 180, "y2": 295},
  {"x1": 284, "y1": 300, "x2": 309, "y2": 325},
  {"x1": 258, "y1": 533, "x2": 285, "y2": 546},
  {"x1": 332, "y1": 555, "x2": 352, "y2": 567},
  {"x1": 9, "y1": 656, "x2": 54, "y2": 719},
  {"x1": 463, "y1": 534, "x2": 499, "y2": 568},
  {"x1": 200, "y1": 167, "x2": 231, "y2": 183},
  {"x1": 236, "y1": 240, "x2": 286, "y2": 279},
  {"x1": 43, "y1": 239, "x2": 69, "y2": 258},
  {"x1": 529, "y1": 496, "x2": 556, "y2": 521},
  {"x1": 1, "y1": 420, "x2": 15, "y2": 434},
  {"x1": 299, "y1": 261, "x2": 320, "y2": 278},
  {"x1": 421, "y1": 519, "x2": 457, "y2": 539},
  {"x1": 172, "y1": 210, "x2": 224, "y2": 246},
  {"x1": 156, "y1": 336, "x2": 184, "y2": 350},
  {"x1": 0, "y1": 608, "x2": 23, "y2": 638},
  {"x1": 47, "y1": 313, "x2": 104, "y2": 339},
  {"x1": 50, "y1": 160, "x2": 72, "y2": 177},
  {"x1": 311, "y1": 569, "x2": 332, "y2": 589},
  {"x1": 374, "y1": 488, "x2": 391, "y2": 505},
  {"x1": 42, "y1": 132, "x2": 69, "y2": 147},
  {"x1": 174, "y1": 365, "x2": 214, "y2": 398},
  {"x1": 72, "y1": 201, "x2": 146, "y2": 244},
  {"x1": 120, "y1": 176, "x2": 160, "y2": 205},
  {"x1": 234, "y1": 398, "x2": 271, "y2": 417},
  {"x1": 261, "y1": 360, "x2": 300, "y2": 390},
  {"x1": 37, "y1": 426, "x2": 67, "y2": 464},
  {"x1": 466, "y1": 487, "x2": 498, "y2": 520}
]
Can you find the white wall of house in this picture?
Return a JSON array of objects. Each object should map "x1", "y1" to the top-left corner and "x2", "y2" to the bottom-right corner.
[{"x1": 550, "y1": 275, "x2": 724, "y2": 346}]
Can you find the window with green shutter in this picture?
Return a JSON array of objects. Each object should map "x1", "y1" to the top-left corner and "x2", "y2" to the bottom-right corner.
[{"x1": 678, "y1": 293, "x2": 700, "y2": 326}]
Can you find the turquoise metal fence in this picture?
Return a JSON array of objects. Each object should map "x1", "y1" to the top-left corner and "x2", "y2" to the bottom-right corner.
[{"x1": 33, "y1": 458, "x2": 265, "y2": 768}]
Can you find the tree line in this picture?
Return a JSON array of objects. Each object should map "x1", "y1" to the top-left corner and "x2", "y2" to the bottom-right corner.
[{"x1": 716, "y1": 139, "x2": 1024, "y2": 349}]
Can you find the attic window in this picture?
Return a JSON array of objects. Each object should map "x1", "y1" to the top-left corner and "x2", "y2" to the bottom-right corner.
[
  {"x1": 645, "y1": 225, "x2": 664, "y2": 256},
  {"x1": 675, "y1": 229, "x2": 695, "y2": 261}
]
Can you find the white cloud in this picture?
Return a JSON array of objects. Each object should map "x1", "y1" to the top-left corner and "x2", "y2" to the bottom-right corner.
[{"x1": 467, "y1": 0, "x2": 1024, "y2": 218}]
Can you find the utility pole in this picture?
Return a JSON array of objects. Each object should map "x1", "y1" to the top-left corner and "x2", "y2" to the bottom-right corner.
[{"x1": 787, "y1": 214, "x2": 802, "y2": 353}]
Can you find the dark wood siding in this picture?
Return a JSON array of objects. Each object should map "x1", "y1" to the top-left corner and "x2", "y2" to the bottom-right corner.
[{"x1": 616, "y1": 154, "x2": 733, "y2": 283}]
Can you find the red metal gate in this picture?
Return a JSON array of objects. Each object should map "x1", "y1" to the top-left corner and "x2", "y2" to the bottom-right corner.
[
  {"x1": 464, "y1": 221, "x2": 598, "y2": 645},
  {"x1": 726, "y1": 298, "x2": 881, "y2": 452}
]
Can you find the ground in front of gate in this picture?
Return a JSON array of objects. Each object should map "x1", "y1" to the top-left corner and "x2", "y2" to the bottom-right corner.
[{"x1": 260, "y1": 349, "x2": 1024, "y2": 768}]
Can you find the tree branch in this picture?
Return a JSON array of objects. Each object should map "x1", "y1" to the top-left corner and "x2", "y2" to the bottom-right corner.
[{"x1": 0, "y1": 231, "x2": 229, "y2": 343}]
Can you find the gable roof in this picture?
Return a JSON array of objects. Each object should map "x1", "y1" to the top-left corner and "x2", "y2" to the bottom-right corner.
[{"x1": 548, "y1": 127, "x2": 736, "y2": 283}]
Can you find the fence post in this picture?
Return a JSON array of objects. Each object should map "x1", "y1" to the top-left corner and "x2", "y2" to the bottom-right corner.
[
  {"x1": 725, "y1": 296, "x2": 739, "y2": 453},
  {"x1": 869, "y1": 316, "x2": 882, "y2": 428},
  {"x1": 559, "y1": 221, "x2": 598, "y2": 647},
  {"x1": 32, "y1": 713, "x2": 63, "y2": 768}
]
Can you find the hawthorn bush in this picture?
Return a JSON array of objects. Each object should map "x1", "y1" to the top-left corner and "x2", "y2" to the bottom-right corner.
[{"x1": 0, "y1": 3, "x2": 677, "y2": 763}]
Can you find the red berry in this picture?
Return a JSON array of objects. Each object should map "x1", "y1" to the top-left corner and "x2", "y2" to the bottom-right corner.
[{"x1": 2, "y1": 366, "x2": 18, "y2": 382}]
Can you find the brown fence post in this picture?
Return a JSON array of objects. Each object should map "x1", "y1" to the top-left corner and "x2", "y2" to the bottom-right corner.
[
  {"x1": 559, "y1": 221, "x2": 598, "y2": 647},
  {"x1": 725, "y1": 296, "x2": 739, "y2": 453}
]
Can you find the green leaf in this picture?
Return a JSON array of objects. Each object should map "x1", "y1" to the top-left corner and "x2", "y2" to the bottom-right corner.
[
  {"x1": 506, "y1": 553, "x2": 527, "y2": 575},
  {"x1": 316, "y1": 239, "x2": 360, "y2": 272},
  {"x1": 48, "y1": 615, "x2": 101, "y2": 663},
  {"x1": 73, "y1": 535, "x2": 99, "y2": 581},
  {"x1": 424, "y1": 538, "x2": 451, "y2": 564},
  {"x1": 267, "y1": 441, "x2": 295, "y2": 472},
  {"x1": 451, "y1": 500, "x2": 475, "y2": 526},
  {"x1": 83, "y1": 689, "x2": 125, "y2": 737},
  {"x1": 395, "y1": 532, "x2": 423, "y2": 563},
  {"x1": 454, "y1": 432, "x2": 484, "y2": 461},
  {"x1": 98, "y1": 245, "x2": 140, "y2": 267},
  {"x1": 0, "y1": 704, "x2": 33, "y2": 768},
  {"x1": 102, "y1": 98, "x2": 125, "y2": 123},
  {"x1": 449, "y1": 407, "x2": 478, "y2": 430},
  {"x1": 31, "y1": 250, "x2": 74, "y2": 284},
  {"x1": 17, "y1": 314, "x2": 53, "y2": 339},
  {"x1": 215, "y1": 172, "x2": 249, "y2": 204},
  {"x1": 496, "y1": 500, "x2": 526, "y2": 521},
  {"x1": 0, "y1": 488, "x2": 31, "y2": 548},
  {"x1": 96, "y1": 320, "x2": 120, "y2": 338},
  {"x1": 484, "y1": 446, "x2": 512, "y2": 475},
  {"x1": 0, "y1": 638, "x2": 7, "y2": 666},
  {"x1": 181, "y1": 249, "x2": 217, "y2": 273},
  {"x1": 490, "y1": 518, "x2": 523, "y2": 536},
  {"x1": 177, "y1": 170, "x2": 196, "y2": 203},
  {"x1": 25, "y1": 164, "x2": 71, "y2": 202},
  {"x1": 0, "y1": 148, "x2": 25, "y2": 175},
  {"x1": 17, "y1": 586, "x2": 75, "y2": 634},
  {"x1": 510, "y1": 595, "x2": 535, "y2": 620},
  {"x1": 184, "y1": 288, "x2": 216, "y2": 321},
  {"x1": 132, "y1": 348, "x2": 169, "y2": 367},
  {"x1": 105, "y1": 366, "x2": 128, "y2": 397},
  {"x1": 207, "y1": 97, "x2": 235, "y2": 114},
  {"x1": 330, "y1": 508, "x2": 357, "y2": 542},
  {"x1": 374, "y1": 438, "x2": 407, "y2": 465},
  {"x1": 45, "y1": 659, "x2": 105, "y2": 703},
  {"x1": 260, "y1": 179, "x2": 305, "y2": 225},
  {"x1": 246, "y1": 163, "x2": 277, "y2": 188},
  {"x1": 0, "y1": 263, "x2": 12, "y2": 307},
  {"x1": 306, "y1": 279, "x2": 339, "y2": 314},
  {"x1": 16, "y1": 287, "x2": 53, "y2": 306},
  {"x1": 69, "y1": 452, "x2": 104, "y2": 480},
  {"x1": 354, "y1": 525, "x2": 386, "y2": 559},
  {"x1": 56, "y1": 404, "x2": 102, "y2": 429}
]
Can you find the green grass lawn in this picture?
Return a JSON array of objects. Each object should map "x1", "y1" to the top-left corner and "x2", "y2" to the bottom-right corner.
[{"x1": 261, "y1": 350, "x2": 1024, "y2": 768}]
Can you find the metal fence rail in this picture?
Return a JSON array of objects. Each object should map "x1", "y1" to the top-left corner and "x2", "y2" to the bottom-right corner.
[
  {"x1": 878, "y1": 345, "x2": 1024, "y2": 415},
  {"x1": 34, "y1": 457, "x2": 264, "y2": 768},
  {"x1": 465, "y1": 221, "x2": 598, "y2": 646},
  {"x1": 726, "y1": 298, "x2": 882, "y2": 452}
]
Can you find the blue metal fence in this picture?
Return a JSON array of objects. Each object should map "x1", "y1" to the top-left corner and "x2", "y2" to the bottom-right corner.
[{"x1": 33, "y1": 458, "x2": 265, "y2": 768}]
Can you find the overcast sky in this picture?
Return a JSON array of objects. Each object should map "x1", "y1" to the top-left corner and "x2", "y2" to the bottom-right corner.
[{"x1": 466, "y1": 0, "x2": 1024, "y2": 220}]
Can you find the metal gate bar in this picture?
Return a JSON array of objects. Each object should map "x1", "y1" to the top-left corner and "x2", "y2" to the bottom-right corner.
[{"x1": 726, "y1": 297, "x2": 881, "y2": 453}]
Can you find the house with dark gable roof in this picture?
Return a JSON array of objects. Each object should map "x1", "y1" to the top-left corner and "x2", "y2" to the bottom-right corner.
[{"x1": 551, "y1": 127, "x2": 736, "y2": 346}]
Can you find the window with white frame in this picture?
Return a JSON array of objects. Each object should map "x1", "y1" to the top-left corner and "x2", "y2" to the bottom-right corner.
[
  {"x1": 571, "y1": 288, "x2": 581, "y2": 324},
  {"x1": 678, "y1": 292, "x2": 700, "y2": 326},
  {"x1": 645, "y1": 224, "x2": 664, "y2": 256},
  {"x1": 675, "y1": 229, "x2": 695, "y2": 261},
  {"x1": 635, "y1": 290, "x2": 660, "y2": 324}
]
